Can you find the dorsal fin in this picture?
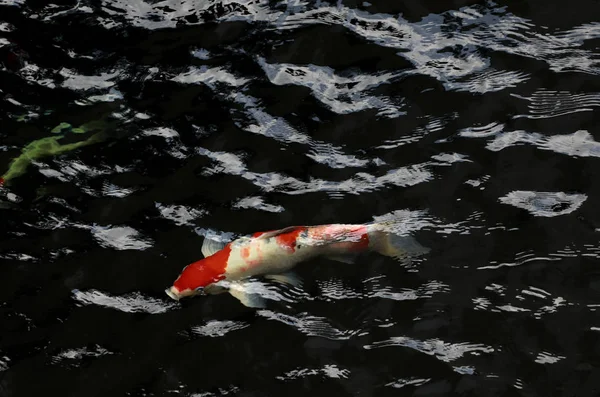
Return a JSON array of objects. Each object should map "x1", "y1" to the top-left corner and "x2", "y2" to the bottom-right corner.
[
  {"x1": 201, "y1": 238, "x2": 227, "y2": 258},
  {"x1": 255, "y1": 226, "x2": 303, "y2": 240}
]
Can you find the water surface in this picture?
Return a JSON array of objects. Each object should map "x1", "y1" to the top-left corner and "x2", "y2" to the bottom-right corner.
[{"x1": 1, "y1": 0, "x2": 600, "y2": 396}]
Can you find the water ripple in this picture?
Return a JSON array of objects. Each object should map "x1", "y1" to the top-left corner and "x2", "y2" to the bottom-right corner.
[
  {"x1": 459, "y1": 122, "x2": 505, "y2": 138},
  {"x1": 276, "y1": 364, "x2": 350, "y2": 381},
  {"x1": 452, "y1": 69, "x2": 530, "y2": 93},
  {"x1": 479, "y1": 251, "x2": 561, "y2": 271},
  {"x1": 190, "y1": 320, "x2": 249, "y2": 338},
  {"x1": 364, "y1": 336, "x2": 495, "y2": 362},
  {"x1": 197, "y1": 146, "x2": 434, "y2": 197},
  {"x1": 170, "y1": 66, "x2": 369, "y2": 169},
  {"x1": 377, "y1": 114, "x2": 458, "y2": 149},
  {"x1": 386, "y1": 377, "x2": 431, "y2": 389},
  {"x1": 59, "y1": 67, "x2": 122, "y2": 91},
  {"x1": 474, "y1": 279, "x2": 574, "y2": 319},
  {"x1": 72, "y1": 289, "x2": 177, "y2": 314},
  {"x1": 0, "y1": 355, "x2": 9, "y2": 371},
  {"x1": 317, "y1": 276, "x2": 450, "y2": 302},
  {"x1": 534, "y1": 351, "x2": 565, "y2": 365},
  {"x1": 513, "y1": 90, "x2": 600, "y2": 119},
  {"x1": 499, "y1": 191, "x2": 587, "y2": 218},
  {"x1": 233, "y1": 93, "x2": 370, "y2": 169},
  {"x1": 463, "y1": 128, "x2": 600, "y2": 159},
  {"x1": 257, "y1": 310, "x2": 360, "y2": 340},
  {"x1": 258, "y1": 58, "x2": 408, "y2": 116},
  {"x1": 233, "y1": 196, "x2": 284, "y2": 213},
  {"x1": 0, "y1": 0, "x2": 597, "y2": 394},
  {"x1": 156, "y1": 202, "x2": 208, "y2": 226},
  {"x1": 171, "y1": 65, "x2": 249, "y2": 87},
  {"x1": 77, "y1": 1, "x2": 599, "y2": 92},
  {"x1": 51, "y1": 345, "x2": 114, "y2": 365},
  {"x1": 90, "y1": 225, "x2": 153, "y2": 251}
]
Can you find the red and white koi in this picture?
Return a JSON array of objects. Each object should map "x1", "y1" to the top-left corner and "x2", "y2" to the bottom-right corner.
[{"x1": 165, "y1": 223, "x2": 428, "y2": 307}]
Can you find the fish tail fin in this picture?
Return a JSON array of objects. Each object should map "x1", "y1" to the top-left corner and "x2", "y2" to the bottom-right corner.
[{"x1": 368, "y1": 225, "x2": 430, "y2": 261}]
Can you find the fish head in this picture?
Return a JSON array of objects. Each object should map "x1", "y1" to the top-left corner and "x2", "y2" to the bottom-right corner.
[
  {"x1": 165, "y1": 244, "x2": 231, "y2": 301},
  {"x1": 165, "y1": 284, "x2": 200, "y2": 300}
]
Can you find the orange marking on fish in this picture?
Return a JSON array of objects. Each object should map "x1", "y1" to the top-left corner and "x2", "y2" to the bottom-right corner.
[
  {"x1": 244, "y1": 243, "x2": 263, "y2": 267},
  {"x1": 173, "y1": 243, "x2": 231, "y2": 292},
  {"x1": 241, "y1": 246, "x2": 251, "y2": 259},
  {"x1": 275, "y1": 227, "x2": 306, "y2": 253}
]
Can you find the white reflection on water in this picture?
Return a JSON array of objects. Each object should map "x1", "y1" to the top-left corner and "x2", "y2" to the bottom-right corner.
[
  {"x1": 196, "y1": 146, "x2": 433, "y2": 198},
  {"x1": 386, "y1": 377, "x2": 431, "y2": 389},
  {"x1": 258, "y1": 58, "x2": 408, "y2": 117},
  {"x1": 512, "y1": 90, "x2": 600, "y2": 119},
  {"x1": 462, "y1": 127, "x2": 600, "y2": 159},
  {"x1": 276, "y1": 364, "x2": 350, "y2": 380},
  {"x1": 474, "y1": 279, "x2": 574, "y2": 319},
  {"x1": 170, "y1": 65, "x2": 371, "y2": 169},
  {"x1": 171, "y1": 66, "x2": 249, "y2": 87},
  {"x1": 191, "y1": 320, "x2": 249, "y2": 337},
  {"x1": 156, "y1": 202, "x2": 208, "y2": 226},
  {"x1": 534, "y1": 351, "x2": 565, "y2": 365},
  {"x1": 0, "y1": 355, "x2": 10, "y2": 371},
  {"x1": 499, "y1": 191, "x2": 587, "y2": 218},
  {"x1": 233, "y1": 196, "x2": 284, "y2": 213},
  {"x1": 317, "y1": 277, "x2": 449, "y2": 302},
  {"x1": 72, "y1": 289, "x2": 177, "y2": 314},
  {"x1": 59, "y1": 67, "x2": 121, "y2": 91},
  {"x1": 51, "y1": 345, "x2": 114, "y2": 364},
  {"x1": 364, "y1": 335, "x2": 495, "y2": 362},
  {"x1": 35, "y1": 1, "x2": 600, "y2": 97},
  {"x1": 90, "y1": 225, "x2": 153, "y2": 251},
  {"x1": 258, "y1": 309, "x2": 360, "y2": 340}
]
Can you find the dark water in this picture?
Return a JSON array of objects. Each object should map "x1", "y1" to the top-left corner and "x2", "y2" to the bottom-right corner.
[{"x1": 1, "y1": 0, "x2": 600, "y2": 395}]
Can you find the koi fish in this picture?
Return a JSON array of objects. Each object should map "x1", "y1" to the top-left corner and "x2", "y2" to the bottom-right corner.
[{"x1": 165, "y1": 223, "x2": 429, "y2": 308}]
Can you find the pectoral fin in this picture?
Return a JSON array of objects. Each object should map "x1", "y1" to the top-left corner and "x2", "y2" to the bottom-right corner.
[
  {"x1": 265, "y1": 272, "x2": 302, "y2": 288},
  {"x1": 201, "y1": 238, "x2": 227, "y2": 258},
  {"x1": 203, "y1": 284, "x2": 228, "y2": 295},
  {"x1": 229, "y1": 283, "x2": 267, "y2": 308},
  {"x1": 326, "y1": 253, "x2": 358, "y2": 264}
]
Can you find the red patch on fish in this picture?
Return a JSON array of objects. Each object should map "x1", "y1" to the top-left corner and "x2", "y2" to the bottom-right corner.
[
  {"x1": 0, "y1": 177, "x2": 4, "y2": 186},
  {"x1": 275, "y1": 227, "x2": 306, "y2": 253},
  {"x1": 252, "y1": 230, "x2": 274, "y2": 238},
  {"x1": 173, "y1": 243, "x2": 231, "y2": 292},
  {"x1": 349, "y1": 228, "x2": 369, "y2": 251}
]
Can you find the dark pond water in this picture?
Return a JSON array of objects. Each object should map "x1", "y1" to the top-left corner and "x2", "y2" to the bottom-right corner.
[{"x1": 1, "y1": 0, "x2": 600, "y2": 395}]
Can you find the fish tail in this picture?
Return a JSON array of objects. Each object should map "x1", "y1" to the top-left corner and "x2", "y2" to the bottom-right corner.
[{"x1": 368, "y1": 223, "x2": 430, "y2": 260}]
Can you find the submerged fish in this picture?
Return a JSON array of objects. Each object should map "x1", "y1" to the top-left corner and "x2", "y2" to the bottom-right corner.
[{"x1": 165, "y1": 223, "x2": 429, "y2": 308}]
